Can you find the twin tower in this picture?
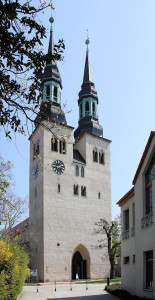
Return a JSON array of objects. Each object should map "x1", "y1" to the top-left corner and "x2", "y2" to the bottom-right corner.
[{"x1": 29, "y1": 16, "x2": 111, "y2": 281}]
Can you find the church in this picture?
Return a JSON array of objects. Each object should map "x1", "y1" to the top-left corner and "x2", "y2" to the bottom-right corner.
[{"x1": 29, "y1": 16, "x2": 112, "y2": 282}]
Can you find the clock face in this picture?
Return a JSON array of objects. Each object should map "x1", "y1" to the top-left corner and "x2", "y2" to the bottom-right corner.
[
  {"x1": 52, "y1": 160, "x2": 65, "y2": 175},
  {"x1": 33, "y1": 164, "x2": 39, "y2": 179}
]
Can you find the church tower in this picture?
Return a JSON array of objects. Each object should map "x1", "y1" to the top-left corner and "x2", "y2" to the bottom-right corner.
[{"x1": 29, "y1": 17, "x2": 111, "y2": 282}]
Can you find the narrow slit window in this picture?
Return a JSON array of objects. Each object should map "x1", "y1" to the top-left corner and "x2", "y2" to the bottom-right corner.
[
  {"x1": 58, "y1": 184, "x2": 60, "y2": 193},
  {"x1": 36, "y1": 140, "x2": 40, "y2": 156}
]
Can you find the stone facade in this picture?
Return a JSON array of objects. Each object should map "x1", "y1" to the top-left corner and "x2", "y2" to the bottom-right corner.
[
  {"x1": 29, "y1": 123, "x2": 111, "y2": 281},
  {"x1": 118, "y1": 131, "x2": 155, "y2": 298}
]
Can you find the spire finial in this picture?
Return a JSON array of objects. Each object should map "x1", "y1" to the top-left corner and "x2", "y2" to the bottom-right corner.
[
  {"x1": 49, "y1": 9, "x2": 54, "y2": 32},
  {"x1": 85, "y1": 30, "x2": 90, "y2": 52}
]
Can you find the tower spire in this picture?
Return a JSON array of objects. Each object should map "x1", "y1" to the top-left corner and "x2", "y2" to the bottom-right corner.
[
  {"x1": 74, "y1": 35, "x2": 103, "y2": 141},
  {"x1": 48, "y1": 15, "x2": 54, "y2": 56},
  {"x1": 34, "y1": 13, "x2": 67, "y2": 128},
  {"x1": 83, "y1": 34, "x2": 93, "y2": 83}
]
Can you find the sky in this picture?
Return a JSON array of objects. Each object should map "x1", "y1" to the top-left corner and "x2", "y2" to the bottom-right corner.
[{"x1": 1, "y1": 0, "x2": 155, "y2": 221}]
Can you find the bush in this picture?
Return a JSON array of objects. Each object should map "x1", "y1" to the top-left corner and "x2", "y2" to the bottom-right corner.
[
  {"x1": 105, "y1": 283, "x2": 154, "y2": 300},
  {"x1": 0, "y1": 240, "x2": 29, "y2": 300}
]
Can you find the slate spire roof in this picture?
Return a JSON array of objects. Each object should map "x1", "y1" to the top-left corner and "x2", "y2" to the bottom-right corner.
[
  {"x1": 48, "y1": 16, "x2": 54, "y2": 56},
  {"x1": 83, "y1": 38, "x2": 93, "y2": 83},
  {"x1": 78, "y1": 38, "x2": 98, "y2": 103},
  {"x1": 42, "y1": 16, "x2": 62, "y2": 89}
]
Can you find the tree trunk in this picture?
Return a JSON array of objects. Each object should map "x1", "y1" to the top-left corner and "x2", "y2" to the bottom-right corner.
[{"x1": 110, "y1": 259, "x2": 115, "y2": 279}]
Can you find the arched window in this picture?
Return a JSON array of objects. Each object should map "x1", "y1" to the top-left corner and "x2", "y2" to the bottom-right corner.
[
  {"x1": 60, "y1": 139, "x2": 66, "y2": 154},
  {"x1": 99, "y1": 151, "x2": 104, "y2": 164},
  {"x1": 46, "y1": 85, "x2": 50, "y2": 97},
  {"x1": 73, "y1": 184, "x2": 79, "y2": 195},
  {"x1": 85, "y1": 101, "x2": 89, "y2": 116},
  {"x1": 51, "y1": 137, "x2": 58, "y2": 152},
  {"x1": 81, "y1": 167, "x2": 84, "y2": 177},
  {"x1": 93, "y1": 148, "x2": 98, "y2": 162},
  {"x1": 92, "y1": 102, "x2": 95, "y2": 117},
  {"x1": 75, "y1": 165, "x2": 79, "y2": 176},
  {"x1": 54, "y1": 86, "x2": 57, "y2": 101},
  {"x1": 81, "y1": 186, "x2": 86, "y2": 197}
]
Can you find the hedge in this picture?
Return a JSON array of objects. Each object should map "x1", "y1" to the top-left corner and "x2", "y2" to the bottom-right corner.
[{"x1": 0, "y1": 239, "x2": 29, "y2": 300}]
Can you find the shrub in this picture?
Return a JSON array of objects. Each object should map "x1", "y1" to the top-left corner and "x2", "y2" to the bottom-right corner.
[
  {"x1": 105, "y1": 283, "x2": 154, "y2": 300},
  {"x1": 0, "y1": 239, "x2": 29, "y2": 300}
]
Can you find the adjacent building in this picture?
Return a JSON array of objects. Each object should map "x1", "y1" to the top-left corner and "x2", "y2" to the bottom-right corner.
[
  {"x1": 117, "y1": 131, "x2": 155, "y2": 298},
  {"x1": 29, "y1": 17, "x2": 112, "y2": 281}
]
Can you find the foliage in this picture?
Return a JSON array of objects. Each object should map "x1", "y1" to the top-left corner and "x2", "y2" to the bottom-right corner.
[
  {"x1": 94, "y1": 216, "x2": 121, "y2": 279},
  {"x1": 25, "y1": 267, "x2": 30, "y2": 282},
  {"x1": 105, "y1": 283, "x2": 154, "y2": 300},
  {"x1": 0, "y1": 0, "x2": 65, "y2": 138},
  {"x1": 0, "y1": 155, "x2": 28, "y2": 229},
  {"x1": 0, "y1": 239, "x2": 29, "y2": 300},
  {"x1": 112, "y1": 215, "x2": 121, "y2": 263}
]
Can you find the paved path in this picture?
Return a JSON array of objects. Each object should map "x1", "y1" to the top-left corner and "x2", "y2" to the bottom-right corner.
[{"x1": 18, "y1": 283, "x2": 119, "y2": 300}]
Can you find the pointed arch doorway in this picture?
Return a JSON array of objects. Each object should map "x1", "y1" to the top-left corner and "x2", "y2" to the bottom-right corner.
[{"x1": 71, "y1": 245, "x2": 90, "y2": 280}]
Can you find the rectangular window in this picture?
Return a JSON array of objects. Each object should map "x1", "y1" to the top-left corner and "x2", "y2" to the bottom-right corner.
[
  {"x1": 58, "y1": 184, "x2": 60, "y2": 193},
  {"x1": 98, "y1": 192, "x2": 101, "y2": 199},
  {"x1": 81, "y1": 186, "x2": 86, "y2": 197},
  {"x1": 124, "y1": 256, "x2": 130, "y2": 264},
  {"x1": 133, "y1": 255, "x2": 135, "y2": 264},
  {"x1": 145, "y1": 154, "x2": 155, "y2": 215},
  {"x1": 74, "y1": 185, "x2": 79, "y2": 195},
  {"x1": 145, "y1": 250, "x2": 153, "y2": 289},
  {"x1": 124, "y1": 209, "x2": 129, "y2": 231}
]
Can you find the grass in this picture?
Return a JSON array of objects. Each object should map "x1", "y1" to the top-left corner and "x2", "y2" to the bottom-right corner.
[
  {"x1": 75, "y1": 277, "x2": 121, "y2": 284},
  {"x1": 24, "y1": 282, "x2": 40, "y2": 286}
]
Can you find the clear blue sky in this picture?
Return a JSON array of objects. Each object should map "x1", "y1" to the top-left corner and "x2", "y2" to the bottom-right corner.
[{"x1": 1, "y1": 0, "x2": 155, "y2": 220}]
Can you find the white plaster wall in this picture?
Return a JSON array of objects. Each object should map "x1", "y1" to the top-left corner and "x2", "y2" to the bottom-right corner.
[
  {"x1": 121, "y1": 135, "x2": 155, "y2": 299},
  {"x1": 121, "y1": 195, "x2": 136, "y2": 295}
]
